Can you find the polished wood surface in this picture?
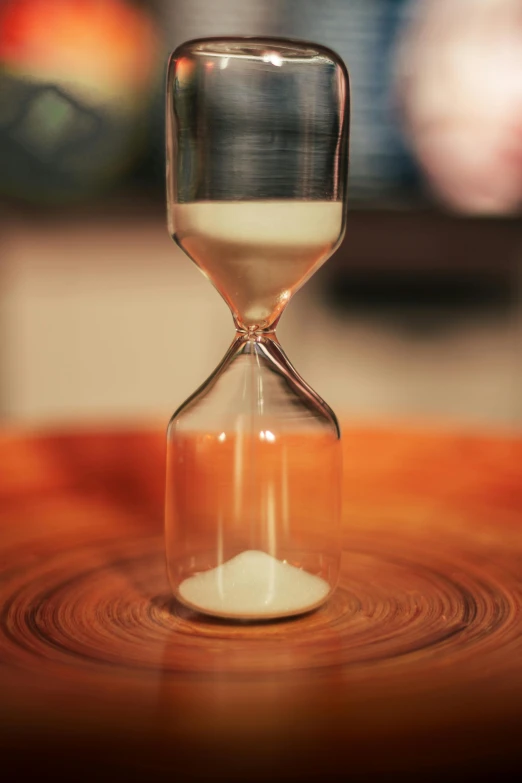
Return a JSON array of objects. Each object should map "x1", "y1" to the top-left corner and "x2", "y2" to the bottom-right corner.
[{"x1": 0, "y1": 426, "x2": 521, "y2": 781}]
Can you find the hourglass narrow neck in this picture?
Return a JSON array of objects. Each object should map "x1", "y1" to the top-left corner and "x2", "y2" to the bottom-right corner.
[{"x1": 233, "y1": 313, "x2": 281, "y2": 336}]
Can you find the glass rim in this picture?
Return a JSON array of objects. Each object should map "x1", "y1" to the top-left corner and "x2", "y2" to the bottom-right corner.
[{"x1": 168, "y1": 35, "x2": 348, "y2": 73}]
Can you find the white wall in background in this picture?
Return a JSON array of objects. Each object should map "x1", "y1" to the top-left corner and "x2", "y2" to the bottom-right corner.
[{"x1": 0, "y1": 215, "x2": 520, "y2": 429}]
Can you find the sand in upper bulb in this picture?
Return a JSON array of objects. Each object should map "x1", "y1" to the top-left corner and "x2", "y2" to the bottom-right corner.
[
  {"x1": 172, "y1": 201, "x2": 343, "y2": 328},
  {"x1": 178, "y1": 550, "x2": 330, "y2": 619}
]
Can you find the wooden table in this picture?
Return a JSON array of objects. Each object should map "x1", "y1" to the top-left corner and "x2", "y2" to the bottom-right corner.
[{"x1": 0, "y1": 427, "x2": 521, "y2": 781}]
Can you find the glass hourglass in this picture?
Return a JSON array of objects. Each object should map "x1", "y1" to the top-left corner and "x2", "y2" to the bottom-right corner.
[{"x1": 165, "y1": 38, "x2": 349, "y2": 620}]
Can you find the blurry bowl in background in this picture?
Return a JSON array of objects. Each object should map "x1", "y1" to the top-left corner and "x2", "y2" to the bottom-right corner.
[{"x1": 0, "y1": 0, "x2": 160, "y2": 204}]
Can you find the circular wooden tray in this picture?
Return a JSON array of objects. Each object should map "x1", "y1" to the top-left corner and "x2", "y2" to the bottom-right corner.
[{"x1": 0, "y1": 427, "x2": 520, "y2": 781}]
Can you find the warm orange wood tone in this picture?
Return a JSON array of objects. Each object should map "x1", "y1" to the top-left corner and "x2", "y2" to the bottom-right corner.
[{"x1": 0, "y1": 426, "x2": 521, "y2": 781}]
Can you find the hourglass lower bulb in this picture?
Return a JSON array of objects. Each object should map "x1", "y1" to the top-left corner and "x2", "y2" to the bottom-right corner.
[{"x1": 165, "y1": 37, "x2": 350, "y2": 619}]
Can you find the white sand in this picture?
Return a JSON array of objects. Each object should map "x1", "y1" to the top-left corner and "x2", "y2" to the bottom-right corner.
[
  {"x1": 178, "y1": 549, "x2": 330, "y2": 619},
  {"x1": 173, "y1": 201, "x2": 343, "y2": 248}
]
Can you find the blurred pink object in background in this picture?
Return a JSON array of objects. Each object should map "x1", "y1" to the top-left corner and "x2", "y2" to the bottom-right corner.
[{"x1": 396, "y1": 0, "x2": 522, "y2": 214}]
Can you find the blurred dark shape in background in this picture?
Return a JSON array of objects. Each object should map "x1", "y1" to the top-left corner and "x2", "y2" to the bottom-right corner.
[
  {"x1": 0, "y1": 0, "x2": 520, "y2": 427},
  {"x1": 0, "y1": 0, "x2": 160, "y2": 203}
]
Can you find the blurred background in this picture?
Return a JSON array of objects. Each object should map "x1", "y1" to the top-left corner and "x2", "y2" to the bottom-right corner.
[{"x1": 0, "y1": 0, "x2": 520, "y2": 430}]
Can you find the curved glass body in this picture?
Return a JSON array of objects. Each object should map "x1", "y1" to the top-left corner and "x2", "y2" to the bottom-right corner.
[{"x1": 166, "y1": 38, "x2": 350, "y2": 620}]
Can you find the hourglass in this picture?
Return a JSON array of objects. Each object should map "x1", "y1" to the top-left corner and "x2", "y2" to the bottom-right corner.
[{"x1": 165, "y1": 38, "x2": 349, "y2": 620}]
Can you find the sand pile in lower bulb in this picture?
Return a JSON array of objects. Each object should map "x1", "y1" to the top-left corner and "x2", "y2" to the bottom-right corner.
[{"x1": 178, "y1": 549, "x2": 330, "y2": 618}]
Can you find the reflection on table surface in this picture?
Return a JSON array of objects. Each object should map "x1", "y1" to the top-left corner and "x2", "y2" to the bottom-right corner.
[{"x1": 0, "y1": 425, "x2": 521, "y2": 781}]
